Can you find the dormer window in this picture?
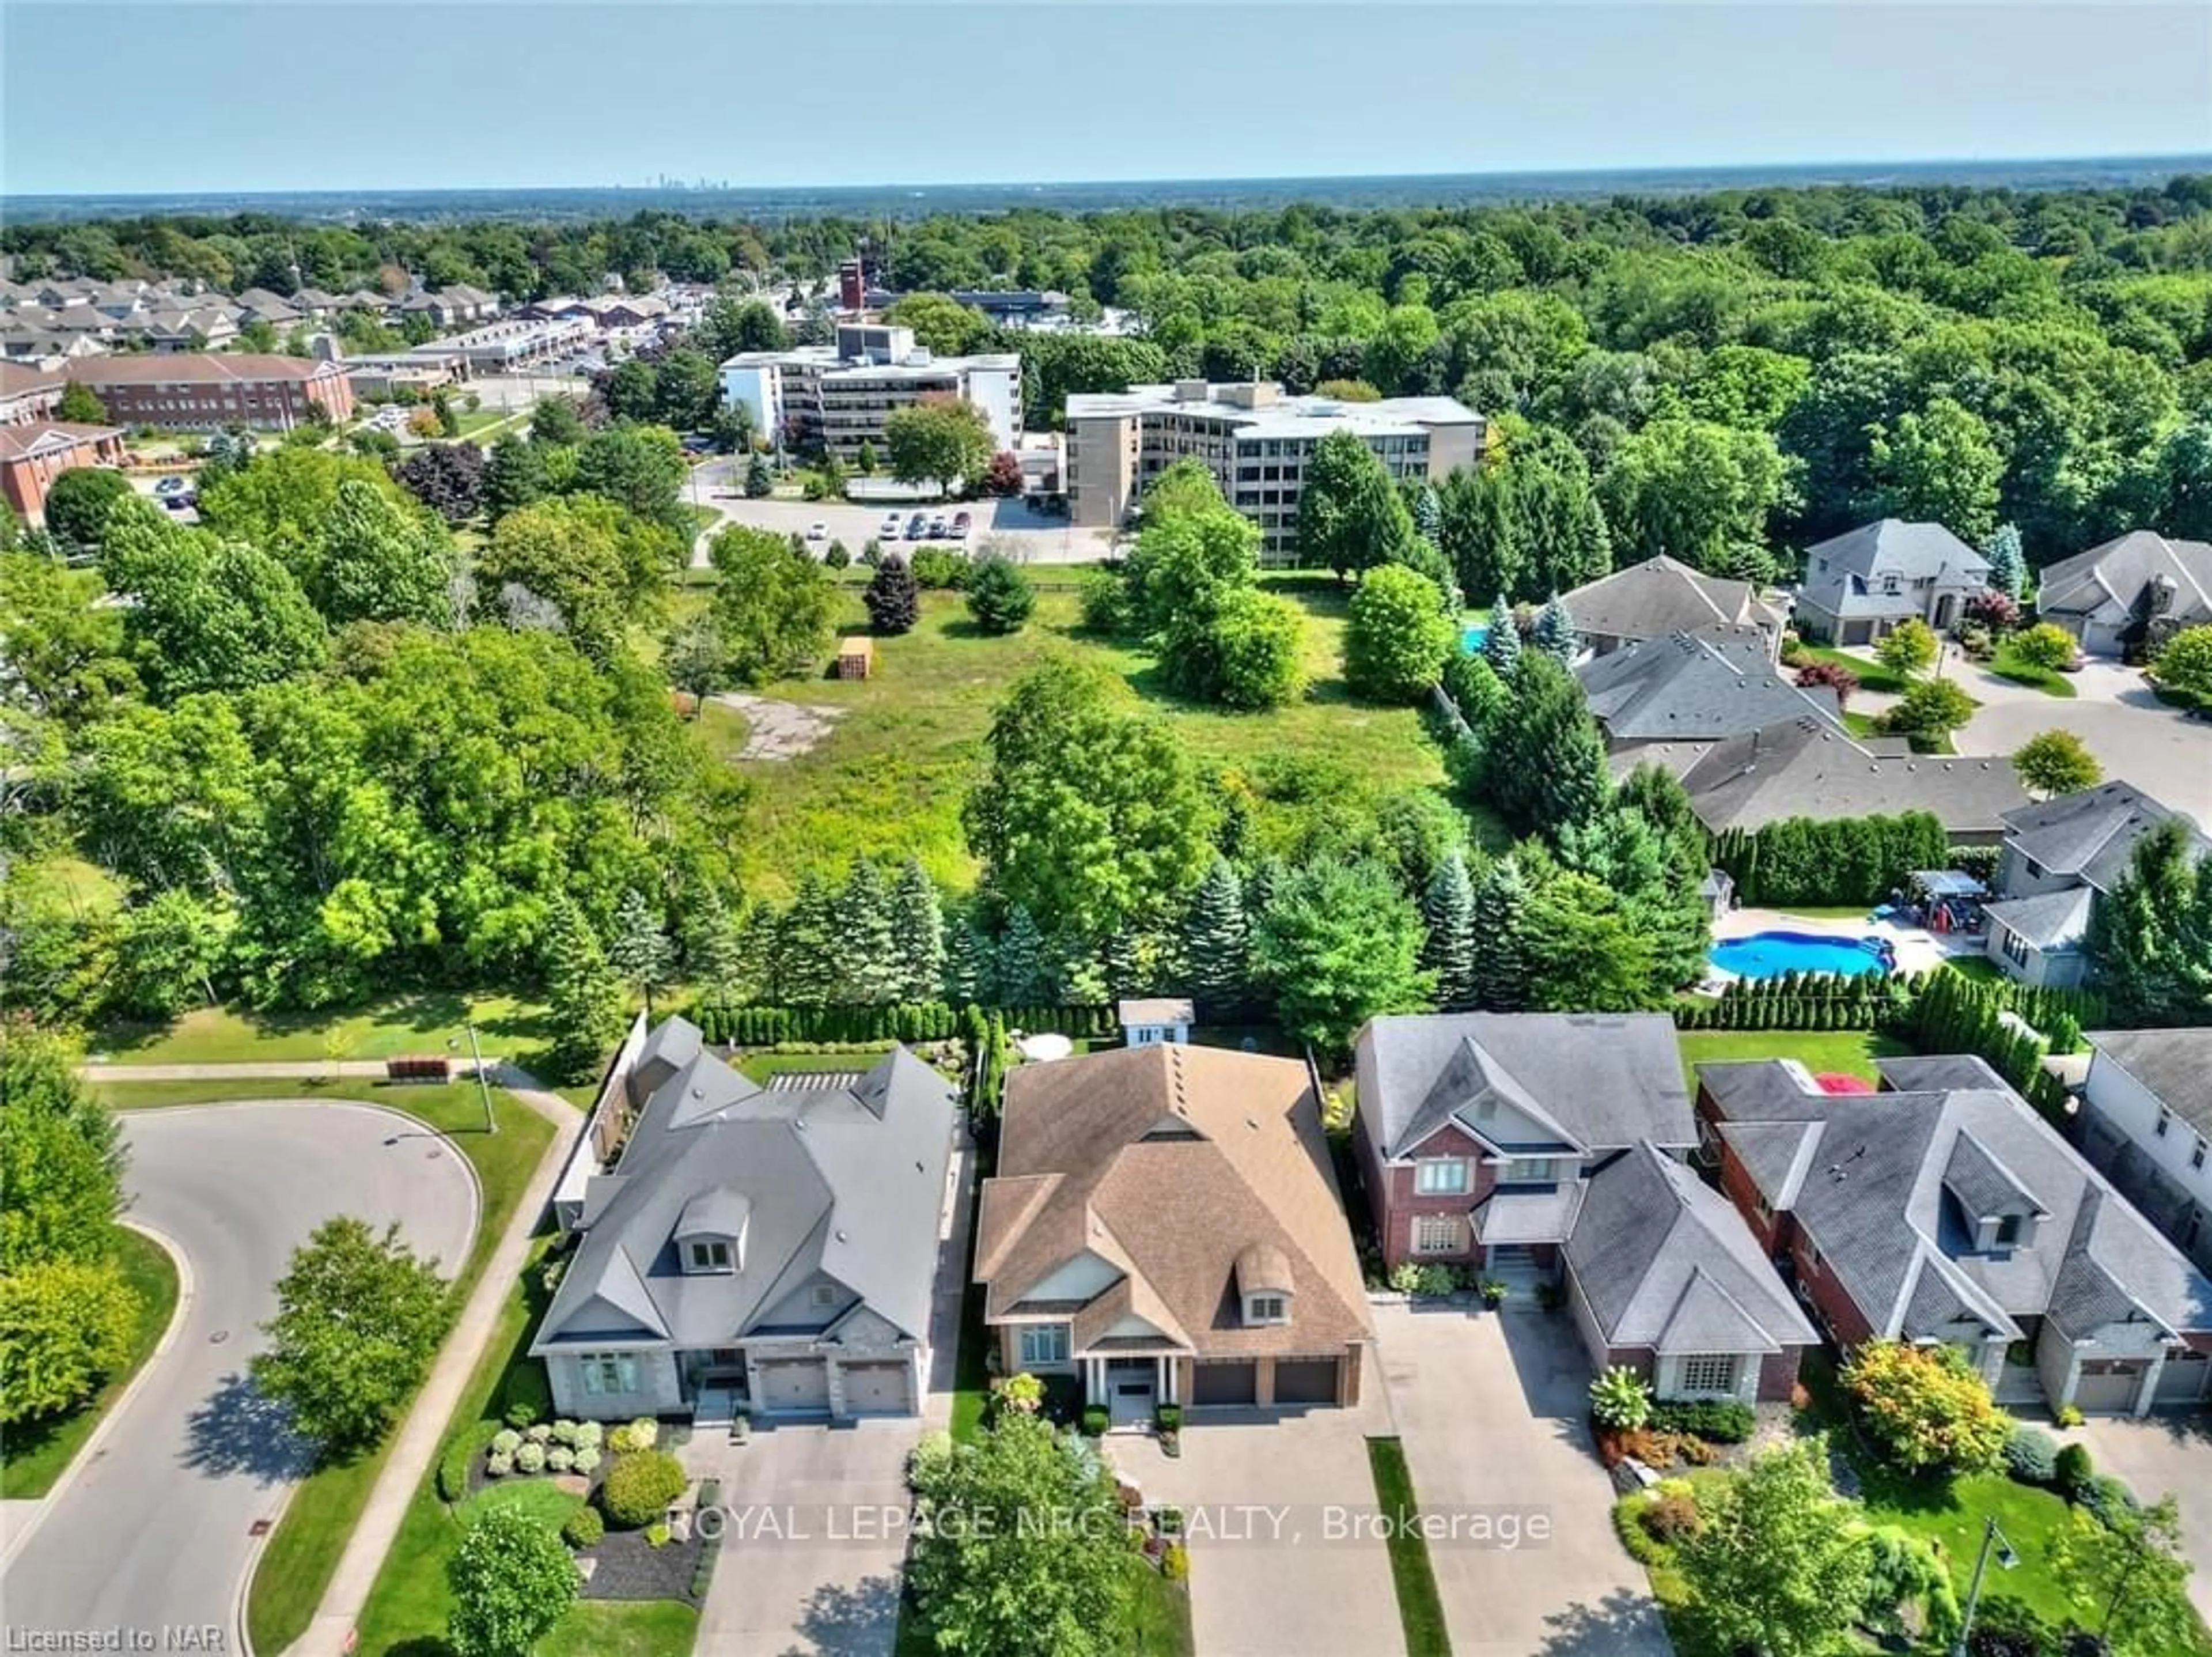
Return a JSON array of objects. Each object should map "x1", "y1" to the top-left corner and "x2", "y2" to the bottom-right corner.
[
  {"x1": 1995, "y1": 1215, "x2": 2022, "y2": 1247},
  {"x1": 688, "y1": 1240, "x2": 731, "y2": 1272},
  {"x1": 1234, "y1": 1241, "x2": 1294, "y2": 1329},
  {"x1": 1245, "y1": 1294, "x2": 1287, "y2": 1326}
]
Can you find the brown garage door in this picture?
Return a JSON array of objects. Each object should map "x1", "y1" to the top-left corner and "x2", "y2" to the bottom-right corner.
[
  {"x1": 1272, "y1": 1358, "x2": 1339, "y2": 1406},
  {"x1": 2073, "y1": 1361, "x2": 2146, "y2": 1414},
  {"x1": 1192, "y1": 1360, "x2": 1257, "y2": 1407},
  {"x1": 753, "y1": 1357, "x2": 831, "y2": 1414},
  {"x1": 840, "y1": 1360, "x2": 914, "y2": 1415}
]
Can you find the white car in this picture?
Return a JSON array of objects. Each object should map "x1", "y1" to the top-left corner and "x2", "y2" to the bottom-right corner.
[
  {"x1": 806, "y1": 521, "x2": 828, "y2": 542},
  {"x1": 880, "y1": 514, "x2": 903, "y2": 539}
]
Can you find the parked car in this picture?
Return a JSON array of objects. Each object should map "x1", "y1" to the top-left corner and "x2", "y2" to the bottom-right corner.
[
  {"x1": 927, "y1": 515, "x2": 949, "y2": 539},
  {"x1": 880, "y1": 513, "x2": 904, "y2": 539},
  {"x1": 153, "y1": 475, "x2": 190, "y2": 497},
  {"x1": 906, "y1": 512, "x2": 930, "y2": 539},
  {"x1": 161, "y1": 490, "x2": 196, "y2": 511},
  {"x1": 951, "y1": 510, "x2": 972, "y2": 536},
  {"x1": 806, "y1": 521, "x2": 829, "y2": 542}
]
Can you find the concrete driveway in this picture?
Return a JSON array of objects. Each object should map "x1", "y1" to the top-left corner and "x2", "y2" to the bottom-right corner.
[
  {"x1": 0, "y1": 1102, "x2": 477, "y2": 1644},
  {"x1": 1113, "y1": 1397, "x2": 1404, "y2": 1657},
  {"x1": 1952, "y1": 655, "x2": 2212, "y2": 829},
  {"x1": 694, "y1": 1420, "x2": 918, "y2": 1657},
  {"x1": 2071, "y1": 1413, "x2": 2212, "y2": 1624},
  {"x1": 1374, "y1": 1302, "x2": 1671, "y2": 1657}
]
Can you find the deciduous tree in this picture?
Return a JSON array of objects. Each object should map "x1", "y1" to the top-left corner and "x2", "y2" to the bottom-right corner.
[
  {"x1": 0, "y1": 1257, "x2": 138, "y2": 1426},
  {"x1": 1676, "y1": 1442, "x2": 1876, "y2": 1657},
  {"x1": 1343, "y1": 565, "x2": 1455, "y2": 703},
  {"x1": 1296, "y1": 429, "x2": 1418, "y2": 581},
  {"x1": 446, "y1": 1505, "x2": 579, "y2": 1657},
  {"x1": 707, "y1": 525, "x2": 836, "y2": 684},
  {"x1": 1869, "y1": 396, "x2": 2005, "y2": 543},
  {"x1": 1249, "y1": 858, "x2": 1434, "y2": 1050},
  {"x1": 885, "y1": 400, "x2": 995, "y2": 490},
  {"x1": 2012, "y1": 729, "x2": 2101, "y2": 798}
]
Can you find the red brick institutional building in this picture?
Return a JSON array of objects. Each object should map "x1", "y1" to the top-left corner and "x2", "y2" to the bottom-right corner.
[{"x1": 66, "y1": 353, "x2": 354, "y2": 430}]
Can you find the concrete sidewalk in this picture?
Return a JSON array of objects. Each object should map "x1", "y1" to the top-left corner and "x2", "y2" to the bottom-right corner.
[
  {"x1": 81, "y1": 1059, "x2": 448, "y2": 1081},
  {"x1": 289, "y1": 1065, "x2": 579, "y2": 1657}
]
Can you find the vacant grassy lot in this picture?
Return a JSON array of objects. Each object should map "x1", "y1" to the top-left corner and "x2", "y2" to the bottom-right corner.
[
  {"x1": 1675, "y1": 1030, "x2": 1913, "y2": 1094},
  {"x1": 1, "y1": 1226, "x2": 180, "y2": 1499},
  {"x1": 729, "y1": 577, "x2": 1453, "y2": 901},
  {"x1": 94, "y1": 991, "x2": 551, "y2": 1069}
]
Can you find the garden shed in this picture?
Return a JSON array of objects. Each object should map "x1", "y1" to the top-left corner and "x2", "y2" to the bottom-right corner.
[{"x1": 836, "y1": 636, "x2": 875, "y2": 680}]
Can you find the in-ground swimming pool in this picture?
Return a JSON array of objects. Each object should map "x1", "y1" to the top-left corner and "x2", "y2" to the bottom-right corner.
[
  {"x1": 1460, "y1": 623, "x2": 1490, "y2": 652},
  {"x1": 1709, "y1": 930, "x2": 1894, "y2": 979}
]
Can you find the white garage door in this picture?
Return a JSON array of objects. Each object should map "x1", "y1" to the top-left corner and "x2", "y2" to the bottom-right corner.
[
  {"x1": 840, "y1": 1360, "x2": 915, "y2": 1415},
  {"x1": 2157, "y1": 1349, "x2": 2211, "y2": 1406},
  {"x1": 2073, "y1": 1362, "x2": 2147, "y2": 1415},
  {"x1": 753, "y1": 1357, "x2": 831, "y2": 1414}
]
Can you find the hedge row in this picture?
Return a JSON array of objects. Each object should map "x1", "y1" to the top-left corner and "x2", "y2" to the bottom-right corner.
[
  {"x1": 1710, "y1": 812, "x2": 1954, "y2": 908},
  {"x1": 691, "y1": 1001, "x2": 1118, "y2": 1046},
  {"x1": 1675, "y1": 970, "x2": 1916, "y2": 1031}
]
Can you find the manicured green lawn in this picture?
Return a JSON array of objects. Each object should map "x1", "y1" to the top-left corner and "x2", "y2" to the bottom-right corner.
[
  {"x1": 92, "y1": 990, "x2": 550, "y2": 1069},
  {"x1": 894, "y1": 1558, "x2": 1191, "y2": 1657},
  {"x1": 1797, "y1": 644, "x2": 1909, "y2": 697},
  {"x1": 539, "y1": 1601, "x2": 699, "y2": 1657},
  {"x1": 1989, "y1": 641, "x2": 2078, "y2": 698},
  {"x1": 1676, "y1": 1030, "x2": 1912, "y2": 1094},
  {"x1": 1945, "y1": 955, "x2": 2006, "y2": 985},
  {"x1": 1, "y1": 1225, "x2": 181, "y2": 1498},
  {"x1": 351, "y1": 1243, "x2": 555, "y2": 1657},
  {"x1": 1367, "y1": 1437, "x2": 1452, "y2": 1657},
  {"x1": 236, "y1": 1082, "x2": 556, "y2": 1656},
  {"x1": 1858, "y1": 1466, "x2": 2083, "y2": 1630},
  {"x1": 729, "y1": 581, "x2": 1452, "y2": 901}
]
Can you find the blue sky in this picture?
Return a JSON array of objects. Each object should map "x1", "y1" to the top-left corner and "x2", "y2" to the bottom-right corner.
[{"x1": 5, "y1": 2, "x2": 2210, "y2": 195}]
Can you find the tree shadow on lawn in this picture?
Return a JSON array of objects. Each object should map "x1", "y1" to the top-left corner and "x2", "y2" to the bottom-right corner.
[
  {"x1": 795, "y1": 1572, "x2": 903, "y2": 1656},
  {"x1": 183, "y1": 1370, "x2": 315, "y2": 1484}
]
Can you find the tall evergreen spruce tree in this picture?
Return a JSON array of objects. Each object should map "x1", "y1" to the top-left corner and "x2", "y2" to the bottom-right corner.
[
  {"x1": 1182, "y1": 854, "x2": 1252, "y2": 1011},
  {"x1": 1470, "y1": 855, "x2": 1533, "y2": 1012},
  {"x1": 543, "y1": 896, "x2": 628, "y2": 1077},
  {"x1": 778, "y1": 872, "x2": 842, "y2": 1008},
  {"x1": 889, "y1": 858, "x2": 946, "y2": 1002},
  {"x1": 681, "y1": 889, "x2": 746, "y2": 1006},
  {"x1": 736, "y1": 899, "x2": 785, "y2": 1005},
  {"x1": 1483, "y1": 595, "x2": 1521, "y2": 678},
  {"x1": 1982, "y1": 522, "x2": 2027, "y2": 600},
  {"x1": 996, "y1": 905, "x2": 1049, "y2": 1004},
  {"x1": 1533, "y1": 594, "x2": 1577, "y2": 661},
  {"x1": 606, "y1": 887, "x2": 676, "y2": 1016},
  {"x1": 1420, "y1": 851, "x2": 1479, "y2": 1011},
  {"x1": 941, "y1": 913, "x2": 992, "y2": 1005},
  {"x1": 834, "y1": 857, "x2": 901, "y2": 1004}
]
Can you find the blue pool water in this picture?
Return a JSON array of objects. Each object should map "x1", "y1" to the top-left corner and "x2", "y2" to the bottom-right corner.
[
  {"x1": 1709, "y1": 930, "x2": 1893, "y2": 979},
  {"x1": 1461, "y1": 623, "x2": 1490, "y2": 652}
]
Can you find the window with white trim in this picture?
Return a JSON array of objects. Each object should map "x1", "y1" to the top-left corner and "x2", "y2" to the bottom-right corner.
[
  {"x1": 1412, "y1": 1214, "x2": 1462, "y2": 1255},
  {"x1": 1246, "y1": 1295, "x2": 1286, "y2": 1325},
  {"x1": 1679, "y1": 1354, "x2": 1738, "y2": 1394},
  {"x1": 1018, "y1": 1323, "x2": 1070, "y2": 1365},
  {"x1": 688, "y1": 1240, "x2": 730, "y2": 1272},
  {"x1": 1499, "y1": 1156, "x2": 1558, "y2": 1185},
  {"x1": 580, "y1": 1352, "x2": 640, "y2": 1395},
  {"x1": 1414, "y1": 1158, "x2": 1468, "y2": 1196}
]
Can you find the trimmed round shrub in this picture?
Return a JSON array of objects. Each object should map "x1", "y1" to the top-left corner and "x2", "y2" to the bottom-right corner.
[
  {"x1": 551, "y1": 1419, "x2": 580, "y2": 1447},
  {"x1": 1639, "y1": 1493, "x2": 1702, "y2": 1545},
  {"x1": 491, "y1": 1428, "x2": 523, "y2": 1456},
  {"x1": 547, "y1": 1446, "x2": 575, "y2": 1473},
  {"x1": 525, "y1": 1422, "x2": 554, "y2": 1444},
  {"x1": 562, "y1": 1505, "x2": 604, "y2": 1550},
  {"x1": 608, "y1": 1416, "x2": 660, "y2": 1455},
  {"x1": 574, "y1": 1421, "x2": 604, "y2": 1450},
  {"x1": 573, "y1": 1447, "x2": 602, "y2": 1477},
  {"x1": 484, "y1": 1451, "x2": 513, "y2": 1478},
  {"x1": 598, "y1": 1450, "x2": 687, "y2": 1530},
  {"x1": 514, "y1": 1440, "x2": 547, "y2": 1476},
  {"x1": 2002, "y1": 1425, "x2": 2059, "y2": 1486},
  {"x1": 2053, "y1": 1441, "x2": 2093, "y2": 1498}
]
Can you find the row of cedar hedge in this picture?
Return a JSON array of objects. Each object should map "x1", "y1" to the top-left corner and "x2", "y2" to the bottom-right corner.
[
  {"x1": 691, "y1": 1001, "x2": 1118, "y2": 1046},
  {"x1": 1709, "y1": 811, "x2": 1954, "y2": 907},
  {"x1": 1674, "y1": 970, "x2": 1919, "y2": 1031}
]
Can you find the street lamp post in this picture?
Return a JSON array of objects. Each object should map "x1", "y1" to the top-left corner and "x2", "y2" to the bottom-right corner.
[
  {"x1": 448, "y1": 1024, "x2": 497, "y2": 1135},
  {"x1": 1953, "y1": 1515, "x2": 2018, "y2": 1657}
]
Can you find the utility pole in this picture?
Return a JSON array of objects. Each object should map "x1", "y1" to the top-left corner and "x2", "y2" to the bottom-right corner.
[{"x1": 449, "y1": 1024, "x2": 497, "y2": 1134}]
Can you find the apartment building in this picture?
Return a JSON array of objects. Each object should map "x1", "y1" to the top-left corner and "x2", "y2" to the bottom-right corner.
[
  {"x1": 0, "y1": 421, "x2": 127, "y2": 523},
  {"x1": 717, "y1": 323, "x2": 1021, "y2": 466},
  {"x1": 1065, "y1": 380, "x2": 1485, "y2": 564},
  {"x1": 66, "y1": 353, "x2": 354, "y2": 430}
]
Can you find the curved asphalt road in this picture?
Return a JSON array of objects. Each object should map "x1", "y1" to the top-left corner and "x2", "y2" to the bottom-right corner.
[{"x1": 1, "y1": 1102, "x2": 476, "y2": 1647}]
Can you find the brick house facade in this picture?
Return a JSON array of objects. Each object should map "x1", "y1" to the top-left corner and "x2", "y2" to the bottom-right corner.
[{"x1": 66, "y1": 353, "x2": 355, "y2": 430}]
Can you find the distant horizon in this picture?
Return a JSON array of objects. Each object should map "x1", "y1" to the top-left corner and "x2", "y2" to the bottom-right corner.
[{"x1": 7, "y1": 3, "x2": 2210, "y2": 199}]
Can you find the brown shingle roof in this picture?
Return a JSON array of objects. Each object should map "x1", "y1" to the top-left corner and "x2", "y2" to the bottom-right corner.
[
  {"x1": 0, "y1": 421, "x2": 122, "y2": 462},
  {"x1": 67, "y1": 353, "x2": 342, "y2": 387},
  {"x1": 977, "y1": 1045, "x2": 1372, "y2": 1360}
]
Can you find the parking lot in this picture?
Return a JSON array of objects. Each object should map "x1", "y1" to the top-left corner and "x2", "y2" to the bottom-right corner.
[{"x1": 687, "y1": 490, "x2": 1116, "y2": 565}]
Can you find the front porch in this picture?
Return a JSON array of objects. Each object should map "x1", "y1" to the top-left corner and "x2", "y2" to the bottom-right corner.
[{"x1": 1078, "y1": 1348, "x2": 1184, "y2": 1427}]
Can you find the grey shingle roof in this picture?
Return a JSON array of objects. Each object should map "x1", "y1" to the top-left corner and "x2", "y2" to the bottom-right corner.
[
  {"x1": 1565, "y1": 1143, "x2": 1813, "y2": 1353},
  {"x1": 2087, "y1": 1028, "x2": 2212, "y2": 1139},
  {"x1": 1578, "y1": 631, "x2": 1844, "y2": 746},
  {"x1": 1358, "y1": 1013, "x2": 1693, "y2": 1163},
  {"x1": 1559, "y1": 555, "x2": 1777, "y2": 646},
  {"x1": 1674, "y1": 716, "x2": 2026, "y2": 835},
  {"x1": 534, "y1": 1021, "x2": 954, "y2": 1352},
  {"x1": 1982, "y1": 888, "x2": 2094, "y2": 952},
  {"x1": 1698, "y1": 1058, "x2": 2212, "y2": 1345},
  {"x1": 1798, "y1": 519, "x2": 1990, "y2": 619},
  {"x1": 2036, "y1": 531, "x2": 2212, "y2": 628},
  {"x1": 1943, "y1": 1132, "x2": 2050, "y2": 1222},
  {"x1": 2001, "y1": 781, "x2": 2211, "y2": 894}
]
